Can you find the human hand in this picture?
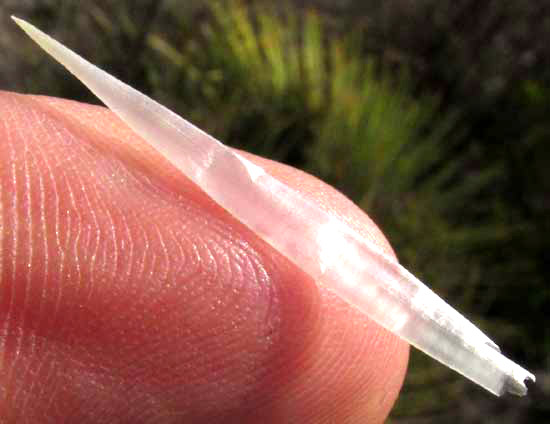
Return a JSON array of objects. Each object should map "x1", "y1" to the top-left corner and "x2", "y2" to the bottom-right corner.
[{"x1": 0, "y1": 91, "x2": 408, "y2": 423}]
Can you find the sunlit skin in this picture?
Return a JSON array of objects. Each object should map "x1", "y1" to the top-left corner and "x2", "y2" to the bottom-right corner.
[{"x1": 0, "y1": 91, "x2": 408, "y2": 423}]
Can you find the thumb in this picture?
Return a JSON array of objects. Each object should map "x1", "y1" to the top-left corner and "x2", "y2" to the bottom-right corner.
[{"x1": 0, "y1": 91, "x2": 408, "y2": 423}]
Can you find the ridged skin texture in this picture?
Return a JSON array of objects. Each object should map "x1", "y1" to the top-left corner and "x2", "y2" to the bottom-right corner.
[{"x1": 0, "y1": 91, "x2": 408, "y2": 423}]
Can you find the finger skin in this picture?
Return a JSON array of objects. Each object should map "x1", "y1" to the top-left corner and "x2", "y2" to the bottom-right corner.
[{"x1": 0, "y1": 91, "x2": 408, "y2": 423}]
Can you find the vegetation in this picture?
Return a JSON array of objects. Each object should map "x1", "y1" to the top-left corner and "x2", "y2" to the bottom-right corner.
[{"x1": 3, "y1": 0, "x2": 548, "y2": 421}]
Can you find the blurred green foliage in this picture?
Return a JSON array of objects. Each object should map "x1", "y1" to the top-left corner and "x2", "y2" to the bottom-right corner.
[{"x1": 3, "y1": 0, "x2": 548, "y2": 421}]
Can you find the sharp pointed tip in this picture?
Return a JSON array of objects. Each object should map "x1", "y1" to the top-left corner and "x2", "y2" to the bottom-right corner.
[
  {"x1": 11, "y1": 16, "x2": 33, "y2": 34},
  {"x1": 11, "y1": 16, "x2": 25, "y2": 26}
]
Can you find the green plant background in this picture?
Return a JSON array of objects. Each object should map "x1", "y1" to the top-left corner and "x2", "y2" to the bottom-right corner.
[{"x1": 1, "y1": 0, "x2": 548, "y2": 421}]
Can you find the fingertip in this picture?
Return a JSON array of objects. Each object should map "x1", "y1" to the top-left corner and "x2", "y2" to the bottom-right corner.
[{"x1": 0, "y1": 92, "x2": 408, "y2": 423}]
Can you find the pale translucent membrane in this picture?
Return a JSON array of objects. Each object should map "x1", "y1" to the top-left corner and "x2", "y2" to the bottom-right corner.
[{"x1": 12, "y1": 17, "x2": 535, "y2": 396}]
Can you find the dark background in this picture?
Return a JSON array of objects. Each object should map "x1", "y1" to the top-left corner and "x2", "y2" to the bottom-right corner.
[{"x1": 1, "y1": 1, "x2": 548, "y2": 422}]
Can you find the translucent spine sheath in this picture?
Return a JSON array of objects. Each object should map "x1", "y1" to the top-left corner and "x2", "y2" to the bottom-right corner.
[{"x1": 12, "y1": 16, "x2": 535, "y2": 396}]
